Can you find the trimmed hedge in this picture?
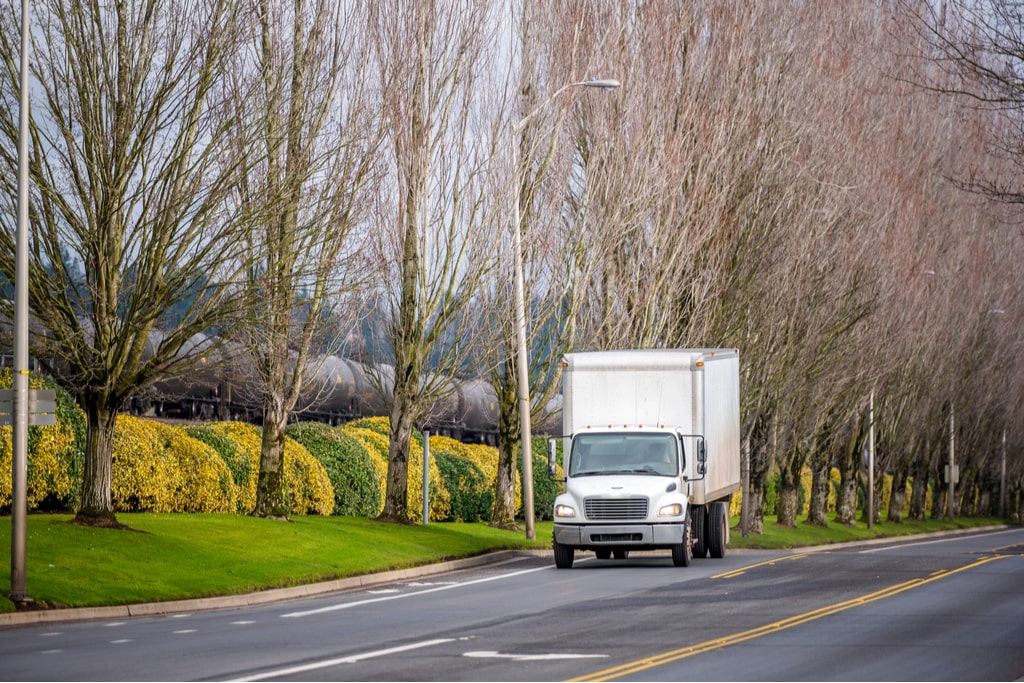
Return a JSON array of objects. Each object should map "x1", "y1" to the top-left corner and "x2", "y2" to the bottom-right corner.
[
  {"x1": 3, "y1": 391, "x2": 528, "y2": 523},
  {"x1": 287, "y1": 422, "x2": 380, "y2": 517}
]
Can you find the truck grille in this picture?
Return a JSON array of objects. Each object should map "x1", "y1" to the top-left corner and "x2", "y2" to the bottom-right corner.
[{"x1": 584, "y1": 497, "x2": 649, "y2": 520}]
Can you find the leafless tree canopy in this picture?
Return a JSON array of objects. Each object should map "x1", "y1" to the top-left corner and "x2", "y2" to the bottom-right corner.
[{"x1": 1, "y1": 0, "x2": 1023, "y2": 525}]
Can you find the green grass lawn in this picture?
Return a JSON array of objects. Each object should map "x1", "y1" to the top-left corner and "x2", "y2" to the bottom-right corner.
[{"x1": 0, "y1": 513, "x2": 1008, "y2": 613}]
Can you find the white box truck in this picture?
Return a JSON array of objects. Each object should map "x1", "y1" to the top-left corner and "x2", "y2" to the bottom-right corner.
[{"x1": 547, "y1": 349, "x2": 741, "y2": 568}]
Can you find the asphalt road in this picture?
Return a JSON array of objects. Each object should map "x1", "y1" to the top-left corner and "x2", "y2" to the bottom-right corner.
[{"x1": 0, "y1": 527, "x2": 1021, "y2": 682}]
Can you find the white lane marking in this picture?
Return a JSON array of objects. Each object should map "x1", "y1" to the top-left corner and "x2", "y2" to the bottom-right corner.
[
  {"x1": 105, "y1": 622, "x2": 125, "y2": 627},
  {"x1": 281, "y1": 564, "x2": 551, "y2": 618},
  {"x1": 40, "y1": 632, "x2": 62, "y2": 637},
  {"x1": 464, "y1": 650, "x2": 609, "y2": 661},
  {"x1": 232, "y1": 621, "x2": 255, "y2": 625},
  {"x1": 110, "y1": 639, "x2": 132, "y2": 644},
  {"x1": 407, "y1": 581, "x2": 457, "y2": 587},
  {"x1": 227, "y1": 638, "x2": 454, "y2": 682},
  {"x1": 173, "y1": 629, "x2": 196, "y2": 634}
]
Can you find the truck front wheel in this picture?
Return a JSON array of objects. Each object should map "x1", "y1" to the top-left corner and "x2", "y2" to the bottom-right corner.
[
  {"x1": 672, "y1": 520, "x2": 692, "y2": 567},
  {"x1": 554, "y1": 541, "x2": 575, "y2": 569}
]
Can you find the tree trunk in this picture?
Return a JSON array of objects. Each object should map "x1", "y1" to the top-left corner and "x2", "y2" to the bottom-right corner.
[
  {"x1": 908, "y1": 470, "x2": 928, "y2": 521},
  {"x1": 931, "y1": 465, "x2": 946, "y2": 519},
  {"x1": 745, "y1": 485, "x2": 765, "y2": 535},
  {"x1": 253, "y1": 409, "x2": 289, "y2": 518},
  {"x1": 836, "y1": 473, "x2": 858, "y2": 526},
  {"x1": 806, "y1": 455, "x2": 830, "y2": 527},
  {"x1": 834, "y1": 422, "x2": 860, "y2": 527},
  {"x1": 73, "y1": 402, "x2": 123, "y2": 528},
  {"x1": 887, "y1": 467, "x2": 907, "y2": 523},
  {"x1": 380, "y1": 388, "x2": 416, "y2": 522},
  {"x1": 491, "y1": 359, "x2": 519, "y2": 529},
  {"x1": 776, "y1": 450, "x2": 802, "y2": 527}
]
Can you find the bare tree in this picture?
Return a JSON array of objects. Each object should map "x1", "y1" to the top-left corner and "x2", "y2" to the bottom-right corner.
[
  {"x1": 366, "y1": 0, "x2": 501, "y2": 522},
  {"x1": 0, "y1": 0, "x2": 246, "y2": 526},
  {"x1": 223, "y1": 0, "x2": 380, "y2": 518},
  {"x1": 898, "y1": 0, "x2": 1024, "y2": 206}
]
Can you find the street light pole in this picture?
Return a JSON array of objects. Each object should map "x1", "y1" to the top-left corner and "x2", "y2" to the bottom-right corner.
[
  {"x1": 10, "y1": 0, "x2": 32, "y2": 605},
  {"x1": 511, "y1": 78, "x2": 619, "y2": 540}
]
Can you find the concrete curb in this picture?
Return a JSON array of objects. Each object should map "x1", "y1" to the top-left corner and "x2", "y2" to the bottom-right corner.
[{"x1": 0, "y1": 549, "x2": 548, "y2": 628}]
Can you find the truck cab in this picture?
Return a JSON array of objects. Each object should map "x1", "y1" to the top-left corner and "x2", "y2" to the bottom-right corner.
[{"x1": 550, "y1": 427, "x2": 705, "y2": 568}]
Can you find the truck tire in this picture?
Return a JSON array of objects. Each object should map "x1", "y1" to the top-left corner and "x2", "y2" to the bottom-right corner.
[
  {"x1": 691, "y1": 505, "x2": 709, "y2": 558},
  {"x1": 672, "y1": 519, "x2": 692, "y2": 567},
  {"x1": 595, "y1": 549, "x2": 612, "y2": 560},
  {"x1": 554, "y1": 541, "x2": 575, "y2": 569},
  {"x1": 613, "y1": 549, "x2": 629, "y2": 560},
  {"x1": 708, "y1": 501, "x2": 729, "y2": 558}
]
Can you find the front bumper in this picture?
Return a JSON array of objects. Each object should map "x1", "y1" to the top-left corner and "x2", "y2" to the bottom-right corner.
[{"x1": 553, "y1": 522, "x2": 685, "y2": 549}]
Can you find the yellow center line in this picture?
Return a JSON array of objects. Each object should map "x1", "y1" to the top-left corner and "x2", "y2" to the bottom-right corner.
[{"x1": 569, "y1": 555, "x2": 1006, "y2": 682}]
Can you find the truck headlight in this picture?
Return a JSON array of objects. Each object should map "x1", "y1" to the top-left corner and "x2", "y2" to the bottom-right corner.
[
  {"x1": 555, "y1": 504, "x2": 576, "y2": 518},
  {"x1": 658, "y1": 503, "x2": 683, "y2": 517}
]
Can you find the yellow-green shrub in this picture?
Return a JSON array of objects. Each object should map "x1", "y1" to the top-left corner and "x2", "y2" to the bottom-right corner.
[
  {"x1": 0, "y1": 369, "x2": 85, "y2": 512},
  {"x1": 339, "y1": 426, "x2": 388, "y2": 515},
  {"x1": 284, "y1": 436, "x2": 334, "y2": 516},
  {"x1": 462, "y1": 442, "x2": 521, "y2": 515},
  {"x1": 189, "y1": 421, "x2": 259, "y2": 513},
  {"x1": 428, "y1": 435, "x2": 492, "y2": 522},
  {"x1": 111, "y1": 415, "x2": 236, "y2": 513},
  {"x1": 189, "y1": 421, "x2": 332, "y2": 515}
]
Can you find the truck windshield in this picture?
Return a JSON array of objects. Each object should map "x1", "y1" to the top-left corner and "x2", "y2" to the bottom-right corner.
[{"x1": 569, "y1": 433, "x2": 679, "y2": 477}]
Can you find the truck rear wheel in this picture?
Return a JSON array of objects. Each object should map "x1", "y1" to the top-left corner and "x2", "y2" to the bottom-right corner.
[
  {"x1": 691, "y1": 505, "x2": 709, "y2": 558},
  {"x1": 708, "y1": 501, "x2": 729, "y2": 558},
  {"x1": 554, "y1": 541, "x2": 575, "y2": 569},
  {"x1": 672, "y1": 519, "x2": 692, "y2": 567}
]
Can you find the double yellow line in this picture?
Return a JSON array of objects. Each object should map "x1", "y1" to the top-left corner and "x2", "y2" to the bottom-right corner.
[{"x1": 570, "y1": 555, "x2": 1006, "y2": 682}]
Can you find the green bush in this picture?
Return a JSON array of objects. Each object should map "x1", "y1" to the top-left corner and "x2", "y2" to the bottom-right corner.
[
  {"x1": 434, "y1": 453, "x2": 492, "y2": 522},
  {"x1": 287, "y1": 421, "x2": 380, "y2": 517}
]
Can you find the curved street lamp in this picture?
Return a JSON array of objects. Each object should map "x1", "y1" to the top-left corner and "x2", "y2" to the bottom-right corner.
[{"x1": 511, "y1": 77, "x2": 619, "y2": 540}]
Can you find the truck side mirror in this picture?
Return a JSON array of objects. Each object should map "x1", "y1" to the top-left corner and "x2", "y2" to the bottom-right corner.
[{"x1": 697, "y1": 440, "x2": 707, "y2": 476}]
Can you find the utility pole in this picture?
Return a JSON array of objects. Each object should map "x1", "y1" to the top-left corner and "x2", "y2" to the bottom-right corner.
[
  {"x1": 868, "y1": 390, "x2": 875, "y2": 529},
  {"x1": 948, "y1": 404, "x2": 955, "y2": 524}
]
